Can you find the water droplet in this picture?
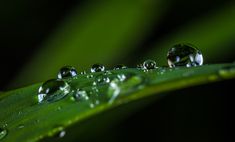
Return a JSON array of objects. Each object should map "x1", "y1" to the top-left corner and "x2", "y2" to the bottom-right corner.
[
  {"x1": 113, "y1": 64, "x2": 127, "y2": 70},
  {"x1": 57, "y1": 66, "x2": 77, "y2": 79},
  {"x1": 94, "y1": 75, "x2": 110, "y2": 85},
  {"x1": 86, "y1": 74, "x2": 94, "y2": 79},
  {"x1": 73, "y1": 89, "x2": 89, "y2": 101},
  {"x1": 49, "y1": 126, "x2": 66, "y2": 139},
  {"x1": 142, "y1": 59, "x2": 157, "y2": 70},
  {"x1": 116, "y1": 74, "x2": 126, "y2": 82},
  {"x1": 167, "y1": 43, "x2": 203, "y2": 68},
  {"x1": 38, "y1": 79, "x2": 71, "y2": 103},
  {"x1": 80, "y1": 71, "x2": 87, "y2": 75},
  {"x1": 91, "y1": 64, "x2": 105, "y2": 72},
  {"x1": 0, "y1": 128, "x2": 7, "y2": 140},
  {"x1": 59, "y1": 130, "x2": 66, "y2": 138}
]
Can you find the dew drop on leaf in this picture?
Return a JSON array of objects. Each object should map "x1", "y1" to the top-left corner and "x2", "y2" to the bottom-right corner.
[
  {"x1": 91, "y1": 63, "x2": 105, "y2": 72},
  {"x1": 38, "y1": 79, "x2": 71, "y2": 103},
  {"x1": 57, "y1": 66, "x2": 78, "y2": 79},
  {"x1": 142, "y1": 59, "x2": 157, "y2": 70},
  {"x1": 167, "y1": 43, "x2": 203, "y2": 68},
  {"x1": 0, "y1": 128, "x2": 7, "y2": 140}
]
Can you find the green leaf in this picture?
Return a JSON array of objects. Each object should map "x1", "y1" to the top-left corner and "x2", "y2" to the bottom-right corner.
[{"x1": 1, "y1": 63, "x2": 235, "y2": 141}]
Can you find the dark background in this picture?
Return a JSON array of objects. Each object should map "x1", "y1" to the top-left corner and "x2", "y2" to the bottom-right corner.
[{"x1": 0, "y1": 0, "x2": 235, "y2": 90}]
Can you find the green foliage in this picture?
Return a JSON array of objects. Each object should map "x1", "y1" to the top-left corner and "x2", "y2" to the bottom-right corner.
[{"x1": 1, "y1": 64, "x2": 235, "y2": 141}]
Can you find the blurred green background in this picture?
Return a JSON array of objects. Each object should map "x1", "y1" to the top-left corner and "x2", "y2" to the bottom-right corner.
[{"x1": 0, "y1": 0, "x2": 235, "y2": 90}]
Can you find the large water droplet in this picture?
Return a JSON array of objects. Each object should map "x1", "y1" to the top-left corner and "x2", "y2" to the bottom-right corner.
[
  {"x1": 91, "y1": 64, "x2": 105, "y2": 72},
  {"x1": 113, "y1": 64, "x2": 127, "y2": 70},
  {"x1": 38, "y1": 79, "x2": 71, "y2": 103},
  {"x1": 167, "y1": 43, "x2": 203, "y2": 68},
  {"x1": 0, "y1": 128, "x2": 7, "y2": 140},
  {"x1": 143, "y1": 59, "x2": 157, "y2": 70},
  {"x1": 57, "y1": 66, "x2": 77, "y2": 79}
]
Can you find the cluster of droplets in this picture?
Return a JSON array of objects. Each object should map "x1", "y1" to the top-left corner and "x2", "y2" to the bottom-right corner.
[
  {"x1": 37, "y1": 43, "x2": 204, "y2": 104},
  {"x1": 37, "y1": 63, "x2": 129, "y2": 104}
]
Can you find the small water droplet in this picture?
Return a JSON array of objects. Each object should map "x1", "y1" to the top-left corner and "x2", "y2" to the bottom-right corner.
[
  {"x1": 57, "y1": 66, "x2": 77, "y2": 79},
  {"x1": 86, "y1": 74, "x2": 94, "y2": 79},
  {"x1": 116, "y1": 74, "x2": 126, "y2": 82},
  {"x1": 142, "y1": 59, "x2": 157, "y2": 70},
  {"x1": 94, "y1": 75, "x2": 110, "y2": 85},
  {"x1": 0, "y1": 128, "x2": 7, "y2": 140},
  {"x1": 49, "y1": 126, "x2": 66, "y2": 139},
  {"x1": 91, "y1": 64, "x2": 105, "y2": 72},
  {"x1": 38, "y1": 79, "x2": 71, "y2": 103},
  {"x1": 167, "y1": 43, "x2": 203, "y2": 68},
  {"x1": 73, "y1": 89, "x2": 89, "y2": 101},
  {"x1": 59, "y1": 130, "x2": 66, "y2": 138},
  {"x1": 113, "y1": 64, "x2": 127, "y2": 70},
  {"x1": 80, "y1": 71, "x2": 87, "y2": 75}
]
